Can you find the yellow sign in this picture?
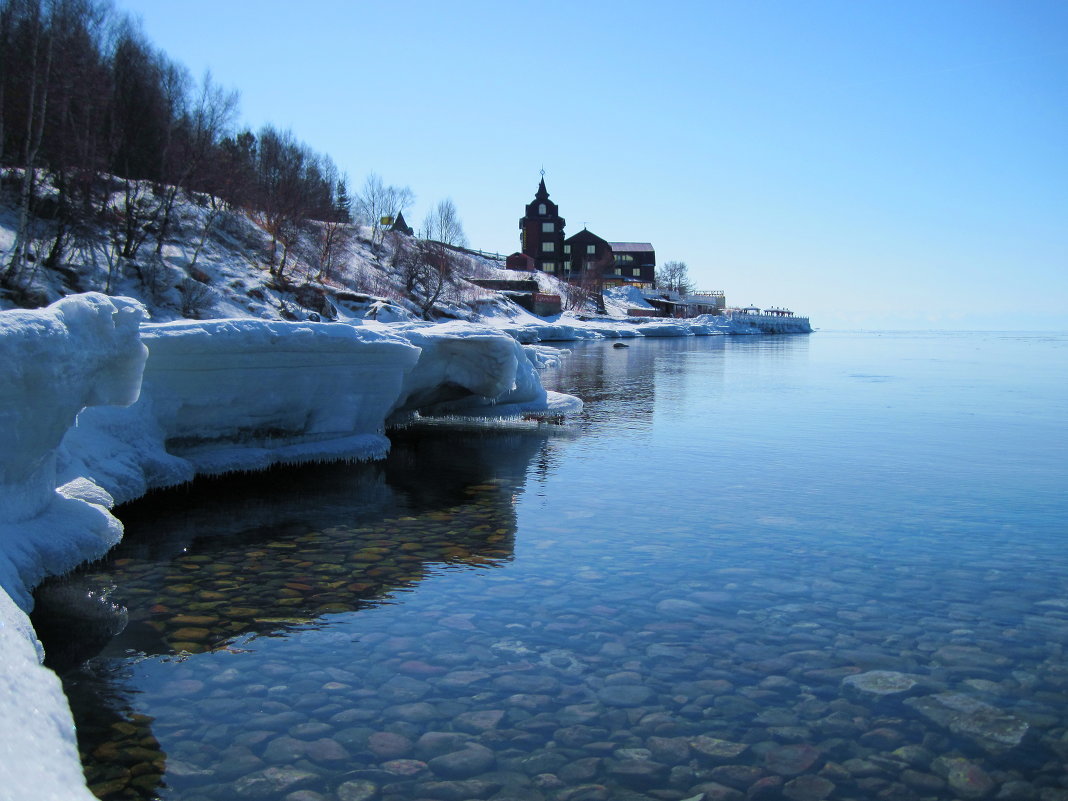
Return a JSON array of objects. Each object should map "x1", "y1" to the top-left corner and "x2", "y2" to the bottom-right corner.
[{"x1": 380, "y1": 216, "x2": 394, "y2": 225}]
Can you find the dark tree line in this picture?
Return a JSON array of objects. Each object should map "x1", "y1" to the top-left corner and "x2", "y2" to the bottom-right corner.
[{"x1": 0, "y1": 0, "x2": 350, "y2": 295}]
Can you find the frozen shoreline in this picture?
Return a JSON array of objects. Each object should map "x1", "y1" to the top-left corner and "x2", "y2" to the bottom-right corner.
[
  {"x1": 0, "y1": 294, "x2": 584, "y2": 801},
  {"x1": 484, "y1": 311, "x2": 813, "y2": 342},
  {"x1": 0, "y1": 293, "x2": 809, "y2": 798}
]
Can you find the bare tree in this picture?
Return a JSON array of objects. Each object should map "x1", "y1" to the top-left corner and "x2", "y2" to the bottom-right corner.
[
  {"x1": 381, "y1": 183, "x2": 413, "y2": 236},
  {"x1": 355, "y1": 172, "x2": 414, "y2": 247},
  {"x1": 153, "y1": 70, "x2": 237, "y2": 255},
  {"x1": 254, "y1": 125, "x2": 310, "y2": 279},
  {"x1": 574, "y1": 250, "x2": 611, "y2": 314},
  {"x1": 422, "y1": 197, "x2": 467, "y2": 249},
  {"x1": 309, "y1": 176, "x2": 354, "y2": 283},
  {"x1": 655, "y1": 260, "x2": 695, "y2": 295},
  {"x1": 5, "y1": 0, "x2": 56, "y2": 283},
  {"x1": 354, "y1": 172, "x2": 385, "y2": 245},
  {"x1": 405, "y1": 199, "x2": 468, "y2": 319},
  {"x1": 560, "y1": 282, "x2": 586, "y2": 311}
]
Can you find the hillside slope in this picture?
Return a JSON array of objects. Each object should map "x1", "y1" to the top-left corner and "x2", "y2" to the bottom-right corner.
[{"x1": 0, "y1": 176, "x2": 570, "y2": 326}]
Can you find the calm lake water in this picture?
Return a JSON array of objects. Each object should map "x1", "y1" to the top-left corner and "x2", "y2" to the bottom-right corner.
[{"x1": 38, "y1": 331, "x2": 1068, "y2": 801}]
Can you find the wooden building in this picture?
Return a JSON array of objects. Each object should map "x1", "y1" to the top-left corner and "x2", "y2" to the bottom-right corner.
[
  {"x1": 607, "y1": 242, "x2": 656, "y2": 287},
  {"x1": 563, "y1": 228, "x2": 613, "y2": 281},
  {"x1": 517, "y1": 178, "x2": 656, "y2": 289},
  {"x1": 505, "y1": 252, "x2": 536, "y2": 271},
  {"x1": 389, "y1": 211, "x2": 414, "y2": 236},
  {"x1": 518, "y1": 178, "x2": 567, "y2": 274}
]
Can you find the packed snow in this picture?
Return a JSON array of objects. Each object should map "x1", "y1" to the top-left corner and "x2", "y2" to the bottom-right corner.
[
  {"x1": 0, "y1": 294, "x2": 148, "y2": 801},
  {"x1": 0, "y1": 294, "x2": 147, "y2": 609}
]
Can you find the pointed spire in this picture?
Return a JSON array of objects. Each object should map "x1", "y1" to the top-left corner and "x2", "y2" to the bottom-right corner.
[{"x1": 535, "y1": 175, "x2": 549, "y2": 200}]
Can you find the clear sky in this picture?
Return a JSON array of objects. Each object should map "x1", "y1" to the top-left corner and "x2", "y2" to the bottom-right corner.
[{"x1": 114, "y1": 0, "x2": 1067, "y2": 330}]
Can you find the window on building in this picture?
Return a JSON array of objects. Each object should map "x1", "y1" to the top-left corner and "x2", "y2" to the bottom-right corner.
[
  {"x1": 633, "y1": 268, "x2": 642, "y2": 277},
  {"x1": 617, "y1": 254, "x2": 633, "y2": 262},
  {"x1": 538, "y1": 203, "x2": 547, "y2": 215},
  {"x1": 541, "y1": 222, "x2": 554, "y2": 233},
  {"x1": 543, "y1": 262, "x2": 555, "y2": 272},
  {"x1": 563, "y1": 244, "x2": 571, "y2": 255},
  {"x1": 541, "y1": 241, "x2": 555, "y2": 252},
  {"x1": 586, "y1": 245, "x2": 596, "y2": 255}
]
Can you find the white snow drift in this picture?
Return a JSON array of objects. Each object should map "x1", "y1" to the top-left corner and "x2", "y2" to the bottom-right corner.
[{"x1": 0, "y1": 293, "x2": 581, "y2": 801}]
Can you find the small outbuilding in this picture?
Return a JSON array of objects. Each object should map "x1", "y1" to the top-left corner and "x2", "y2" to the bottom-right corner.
[{"x1": 506, "y1": 252, "x2": 536, "y2": 271}]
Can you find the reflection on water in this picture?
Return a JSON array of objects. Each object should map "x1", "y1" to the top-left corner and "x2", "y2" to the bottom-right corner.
[
  {"x1": 38, "y1": 333, "x2": 1068, "y2": 801},
  {"x1": 38, "y1": 424, "x2": 555, "y2": 799}
]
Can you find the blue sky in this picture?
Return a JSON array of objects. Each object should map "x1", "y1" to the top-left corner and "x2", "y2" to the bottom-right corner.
[{"x1": 115, "y1": 0, "x2": 1067, "y2": 329}]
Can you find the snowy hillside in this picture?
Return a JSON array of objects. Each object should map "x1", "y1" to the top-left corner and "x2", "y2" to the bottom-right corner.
[
  {"x1": 0, "y1": 175, "x2": 812, "y2": 337},
  {"x1": 0, "y1": 176, "x2": 575, "y2": 326}
]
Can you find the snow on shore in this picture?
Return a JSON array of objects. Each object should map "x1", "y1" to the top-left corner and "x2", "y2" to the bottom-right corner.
[
  {"x1": 0, "y1": 293, "x2": 582, "y2": 801},
  {"x1": 0, "y1": 294, "x2": 147, "y2": 801},
  {"x1": 4, "y1": 295, "x2": 583, "y2": 607},
  {"x1": 486, "y1": 311, "x2": 811, "y2": 342},
  {"x1": 0, "y1": 287, "x2": 809, "y2": 798}
]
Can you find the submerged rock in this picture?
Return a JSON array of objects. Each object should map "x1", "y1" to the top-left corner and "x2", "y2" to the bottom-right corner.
[
  {"x1": 427, "y1": 743, "x2": 497, "y2": 779},
  {"x1": 932, "y1": 756, "x2": 996, "y2": 799},
  {"x1": 690, "y1": 736, "x2": 749, "y2": 764},
  {"x1": 841, "y1": 670, "x2": 923, "y2": 703},
  {"x1": 336, "y1": 779, "x2": 378, "y2": 801},
  {"x1": 764, "y1": 743, "x2": 821, "y2": 776},
  {"x1": 904, "y1": 693, "x2": 1030, "y2": 754},
  {"x1": 783, "y1": 774, "x2": 836, "y2": 801},
  {"x1": 233, "y1": 766, "x2": 318, "y2": 798}
]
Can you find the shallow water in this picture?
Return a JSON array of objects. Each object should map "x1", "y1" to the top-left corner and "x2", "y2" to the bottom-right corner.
[{"x1": 39, "y1": 331, "x2": 1068, "y2": 801}]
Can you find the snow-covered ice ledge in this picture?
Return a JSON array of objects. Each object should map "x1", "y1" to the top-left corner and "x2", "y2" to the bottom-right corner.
[
  {"x1": 1, "y1": 293, "x2": 146, "y2": 801},
  {"x1": 0, "y1": 293, "x2": 580, "y2": 801},
  {"x1": 491, "y1": 312, "x2": 812, "y2": 343}
]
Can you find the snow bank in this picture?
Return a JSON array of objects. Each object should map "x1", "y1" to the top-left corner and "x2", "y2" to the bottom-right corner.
[
  {"x1": 602, "y1": 285, "x2": 655, "y2": 316},
  {"x1": 60, "y1": 318, "x2": 586, "y2": 504},
  {"x1": 488, "y1": 310, "x2": 811, "y2": 342},
  {"x1": 0, "y1": 590, "x2": 95, "y2": 801},
  {"x1": 137, "y1": 319, "x2": 420, "y2": 478},
  {"x1": 0, "y1": 293, "x2": 146, "y2": 801},
  {"x1": 2, "y1": 301, "x2": 582, "y2": 590},
  {"x1": 0, "y1": 293, "x2": 147, "y2": 608},
  {"x1": 58, "y1": 321, "x2": 421, "y2": 503},
  {"x1": 388, "y1": 321, "x2": 583, "y2": 420}
]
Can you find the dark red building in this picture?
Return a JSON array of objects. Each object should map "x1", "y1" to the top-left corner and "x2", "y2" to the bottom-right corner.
[
  {"x1": 563, "y1": 228, "x2": 612, "y2": 281},
  {"x1": 519, "y1": 178, "x2": 567, "y2": 274},
  {"x1": 607, "y1": 242, "x2": 656, "y2": 287},
  {"x1": 517, "y1": 177, "x2": 656, "y2": 288}
]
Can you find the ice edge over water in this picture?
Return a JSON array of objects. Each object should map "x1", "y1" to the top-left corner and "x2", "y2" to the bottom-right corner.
[{"x1": 0, "y1": 293, "x2": 582, "y2": 801}]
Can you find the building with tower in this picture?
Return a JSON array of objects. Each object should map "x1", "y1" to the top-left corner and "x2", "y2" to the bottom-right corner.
[
  {"x1": 511, "y1": 177, "x2": 656, "y2": 288},
  {"x1": 518, "y1": 178, "x2": 567, "y2": 274}
]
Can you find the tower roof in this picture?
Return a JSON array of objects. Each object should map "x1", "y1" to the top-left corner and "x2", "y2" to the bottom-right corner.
[{"x1": 534, "y1": 177, "x2": 549, "y2": 200}]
